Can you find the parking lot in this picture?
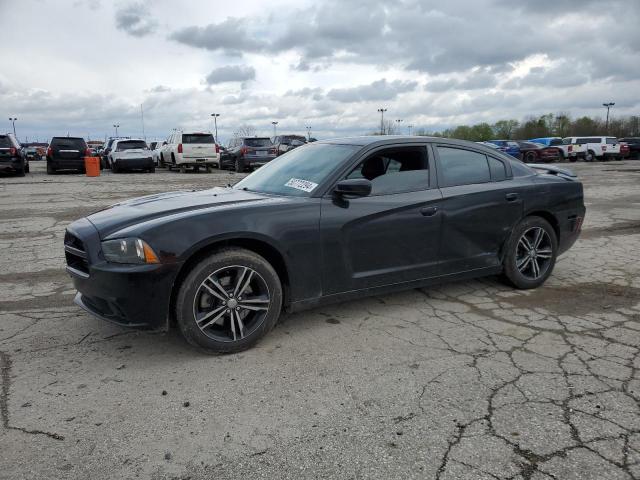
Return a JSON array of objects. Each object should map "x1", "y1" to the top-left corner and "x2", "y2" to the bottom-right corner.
[{"x1": 1, "y1": 160, "x2": 639, "y2": 479}]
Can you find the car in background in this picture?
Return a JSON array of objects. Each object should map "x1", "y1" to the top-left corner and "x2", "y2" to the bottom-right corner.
[
  {"x1": 149, "y1": 141, "x2": 163, "y2": 166},
  {"x1": 476, "y1": 141, "x2": 500, "y2": 149},
  {"x1": 65, "y1": 136, "x2": 585, "y2": 353},
  {"x1": 619, "y1": 142, "x2": 630, "y2": 159},
  {"x1": 23, "y1": 146, "x2": 41, "y2": 161},
  {"x1": 159, "y1": 131, "x2": 219, "y2": 173},
  {"x1": 516, "y1": 141, "x2": 561, "y2": 163},
  {"x1": 109, "y1": 139, "x2": 154, "y2": 173},
  {"x1": 272, "y1": 135, "x2": 307, "y2": 156},
  {"x1": 564, "y1": 136, "x2": 621, "y2": 161},
  {"x1": 529, "y1": 137, "x2": 585, "y2": 162},
  {"x1": 0, "y1": 133, "x2": 28, "y2": 176},
  {"x1": 487, "y1": 140, "x2": 520, "y2": 158},
  {"x1": 101, "y1": 137, "x2": 130, "y2": 169},
  {"x1": 224, "y1": 137, "x2": 277, "y2": 172},
  {"x1": 618, "y1": 137, "x2": 640, "y2": 159},
  {"x1": 46, "y1": 137, "x2": 90, "y2": 174}
]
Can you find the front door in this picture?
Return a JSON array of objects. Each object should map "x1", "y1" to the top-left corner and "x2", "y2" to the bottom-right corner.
[{"x1": 320, "y1": 145, "x2": 442, "y2": 295}]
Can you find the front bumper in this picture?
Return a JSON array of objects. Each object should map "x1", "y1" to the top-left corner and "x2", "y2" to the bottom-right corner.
[{"x1": 65, "y1": 218, "x2": 181, "y2": 329}]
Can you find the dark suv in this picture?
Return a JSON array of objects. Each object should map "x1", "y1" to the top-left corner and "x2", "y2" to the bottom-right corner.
[
  {"x1": 619, "y1": 138, "x2": 640, "y2": 159},
  {"x1": 0, "y1": 133, "x2": 28, "y2": 176},
  {"x1": 224, "y1": 137, "x2": 277, "y2": 172},
  {"x1": 272, "y1": 135, "x2": 307, "y2": 156},
  {"x1": 47, "y1": 137, "x2": 90, "y2": 174}
]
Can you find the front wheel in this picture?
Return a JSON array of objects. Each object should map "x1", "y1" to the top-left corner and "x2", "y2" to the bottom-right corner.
[
  {"x1": 502, "y1": 216, "x2": 558, "y2": 290},
  {"x1": 176, "y1": 248, "x2": 283, "y2": 353},
  {"x1": 524, "y1": 151, "x2": 537, "y2": 163}
]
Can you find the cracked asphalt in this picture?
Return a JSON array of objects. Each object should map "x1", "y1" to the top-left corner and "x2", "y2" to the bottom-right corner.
[{"x1": 1, "y1": 160, "x2": 640, "y2": 479}]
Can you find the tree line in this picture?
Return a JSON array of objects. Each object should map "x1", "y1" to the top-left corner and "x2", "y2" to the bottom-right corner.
[{"x1": 408, "y1": 113, "x2": 640, "y2": 142}]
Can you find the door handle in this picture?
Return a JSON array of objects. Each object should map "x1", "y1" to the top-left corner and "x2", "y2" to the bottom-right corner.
[
  {"x1": 420, "y1": 206, "x2": 439, "y2": 217},
  {"x1": 505, "y1": 193, "x2": 519, "y2": 202}
]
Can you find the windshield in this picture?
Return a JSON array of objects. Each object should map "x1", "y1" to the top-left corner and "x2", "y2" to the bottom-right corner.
[
  {"x1": 234, "y1": 143, "x2": 359, "y2": 197},
  {"x1": 183, "y1": 133, "x2": 215, "y2": 144},
  {"x1": 117, "y1": 141, "x2": 147, "y2": 151},
  {"x1": 245, "y1": 138, "x2": 272, "y2": 147}
]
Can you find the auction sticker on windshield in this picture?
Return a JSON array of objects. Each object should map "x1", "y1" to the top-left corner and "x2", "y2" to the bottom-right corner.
[{"x1": 284, "y1": 178, "x2": 318, "y2": 193}]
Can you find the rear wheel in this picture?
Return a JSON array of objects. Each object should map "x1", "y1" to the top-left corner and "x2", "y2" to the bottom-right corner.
[
  {"x1": 176, "y1": 248, "x2": 283, "y2": 353},
  {"x1": 46, "y1": 161, "x2": 56, "y2": 174},
  {"x1": 502, "y1": 216, "x2": 557, "y2": 290},
  {"x1": 112, "y1": 162, "x2": 119, "y2": 173},
  {"x1": 16, "y1": 162, "x2": 25, "y2": 177}
]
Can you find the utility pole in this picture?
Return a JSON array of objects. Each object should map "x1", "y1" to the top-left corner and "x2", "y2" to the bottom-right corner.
[
  {"x1": 305, "y1": 126, "x2": 312, "y2": 141},
  {"x1": 395, "y1": 119, "x2": 403, "y2": 134},
  {"x1": 603, "y1": 102, "x2": 615, "y2": 133},
  {"x1": 141, "y1": 104, "x2": 146, "y2": 141},
  {"x1": 113, "y1": 124, "x2": 120, "y2": 137},
  {"x1": 211, "y1": 113, "x2": 220, "y2": 143},
  {"x1": 271, "y1": 121, "x2": 278, "y2": 137},
  {"x1": 377, "y1": 108, "x2": 387, "y2": 135},
  {"x1": 9, "y1": 117, "x2": 17, "y2": 136}
]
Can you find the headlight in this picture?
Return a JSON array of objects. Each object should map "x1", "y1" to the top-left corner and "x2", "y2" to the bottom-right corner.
[{"x1": 102, "y1": 238, "x2": 160, "y2": 264}]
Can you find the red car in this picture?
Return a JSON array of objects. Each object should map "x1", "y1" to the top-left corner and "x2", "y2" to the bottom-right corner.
[
  {"x1": 619, "y1": 142, "x2": 630, "y2": 159},
  {"x1": 516, "y1": 141, "x2": 561, "y2": 163}
]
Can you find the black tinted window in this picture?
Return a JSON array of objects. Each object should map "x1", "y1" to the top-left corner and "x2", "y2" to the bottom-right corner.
[
  {"x1": 488, "y1": 157, "x2": 507, "y2": 181},
  {"x1": 347, "y1": 147, "x2": 429, "y2": 195},
  {"x1": 0, "y1": 136, "x2": 10, "y2": 148},
  {"x1": 437, "y1": 147, "x2": 490, "y2": 187},
  {"x1": 117, "y1": 141, "x2": 147, "y2": 151},
  {"x1": 182, "y1": 133, "x2": 215, "y2": 144},
  {"x1": 51, "y1": 137, "x2": 86, "y2": 149},
  {"x1": 244, "y1": 138, "x2": 272, "y2": 147},
  {"x1": 511, "y1": 160, "x2": 534, "y2": 177}
]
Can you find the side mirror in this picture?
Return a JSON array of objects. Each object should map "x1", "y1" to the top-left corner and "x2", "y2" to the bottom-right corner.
[
  {"x1": 334, "y1": 179, "x2": 372, "y2": 198},
  {"x1": 162, "y1": 141, "x2": 167, "y2": 146}
]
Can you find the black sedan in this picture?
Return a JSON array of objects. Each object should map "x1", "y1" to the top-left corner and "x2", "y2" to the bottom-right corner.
[{"x1": 65, "y1": 136, "x2": 585, "y2": 353}]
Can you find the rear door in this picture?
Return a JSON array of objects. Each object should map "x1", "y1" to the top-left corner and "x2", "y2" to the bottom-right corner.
[
  {"x1": 435, "y1": 145, "x2": 522, "y2": 274},
  {"x1": 181, "y1": 133, "x2": 217, "y2": 160},
  {"x1": 320, "y1": 144, "x2": 441, "y2": 294}
]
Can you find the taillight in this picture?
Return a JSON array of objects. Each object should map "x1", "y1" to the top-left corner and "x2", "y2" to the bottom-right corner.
[
  {"x1": 9, "y1": 147, "x2": 16, "y2": 156},
  {"x1": 568, "y1": 145, "x2": 573, "y2": 152},
  {"x1": 215, "y1": 144, "x2": 220, "y2": 154},
  {"x1": 240, "y1": 146, "x2": 248, "y2": 155},
  {"x1": 177, "y1": 143, "x2": 183, "y2": 154},
  {"x1": 47, "y1": 147, "x2": 52, "y2": 156},
  {"x1": 85, "y1": 148, "x2": 92, "y2": 156}
]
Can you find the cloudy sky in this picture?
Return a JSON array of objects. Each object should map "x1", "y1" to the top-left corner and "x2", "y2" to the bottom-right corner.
[{"x1": 2, "y1": 0, "x2": 639, "y2": 143}]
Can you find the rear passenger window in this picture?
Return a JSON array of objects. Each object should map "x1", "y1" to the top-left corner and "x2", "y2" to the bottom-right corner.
[
  {"x1": 437, "y1": 147, "x2": 490, "y2": 187},
  {"x1": 488, "y1": 157, "x2": 507, "y2": 181}
]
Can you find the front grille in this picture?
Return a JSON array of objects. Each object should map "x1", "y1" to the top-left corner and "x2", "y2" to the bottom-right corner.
[{"x1": 64, "y1": 231, "x2": 89, "y2": 275}]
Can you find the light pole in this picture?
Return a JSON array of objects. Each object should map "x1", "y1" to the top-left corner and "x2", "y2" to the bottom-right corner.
[
  {"x1": 377, "y1": 108, "x2": 387, "y2": 135},
  {"x1": 271, "y1": 121, "x2": 278, "y2": 137},
  {"x1": 395, "y1": 119, "x2": 403, "y2": 134},
  {"x1": 305, "y1": 126, "x2": 312, "y2": 141},
  {"x1": 603, "y1": 102, "x2": 615, "y2": 133},
  {"x1": 211, "y1": 113, "x2": 220, "y2": 143},
  {"x1": 113, "y1": 124, "x2": 120, "y2": 137},
  {"x1": 407, "y1": 124, "x2": 414, "y2": 136},
  {"x1": 9, "y1": 117, "x2": 17, "y2": 137}
]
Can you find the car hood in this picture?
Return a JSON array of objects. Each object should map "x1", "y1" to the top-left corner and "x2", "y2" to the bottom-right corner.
[{"x1": 86, "y1": 187, "x2": 274, "y2": 238}]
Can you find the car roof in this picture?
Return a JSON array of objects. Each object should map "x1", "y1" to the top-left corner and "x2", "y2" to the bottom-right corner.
[{"x1": 317, "y1": 135, "x2": 492, "y2": 149}]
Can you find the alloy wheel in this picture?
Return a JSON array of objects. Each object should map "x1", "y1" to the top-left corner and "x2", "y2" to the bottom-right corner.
[
  {"x1": 193, "y1": 265, "x2": 270, "y2": 342},
  {"x1": 515, "y1": 227, "x2": 553, "y2": 280}
]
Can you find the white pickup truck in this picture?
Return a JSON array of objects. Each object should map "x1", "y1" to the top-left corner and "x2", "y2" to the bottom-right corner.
[
  {"x1": 564, "y1": 136, "x2": 621, "y2": 161},
  {"x1": 530, "y1": 137, "x2": 586, "y2": 162},
  {"x1": 159, "y1": 131, "x2": 220, "y2": 173}
]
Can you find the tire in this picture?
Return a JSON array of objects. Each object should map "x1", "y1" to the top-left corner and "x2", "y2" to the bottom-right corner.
[
  {"x1": 46, "y1": 161, "x2": 56, "y2": 174},
  {"x1": 502, "y1": 216, "x2": 558, "y2": 290},
  {"x1": 206, "y1": 166, "x2": 212, "y2": 173},
  {"x1": 586, "y1": 150, "x2": 596, "y2": 162},
  {"x1": 524, "y1": 152, "x2": 536, "y2": 163},
  {"x1": 16, "y1": 163, "x2": 25, "y2": 177},
  {"x1": 24, "y1": 162, "x2": 30, "y2": 173},
  {"x1": 180, "y1": 165, "x2": 187, "y2": 173},
  {"x1": 159, "y1": 154, "x2": 165, "y2": 168},
  {"x1": 569, "y1": 156, "x2": 577, "y2": 163},
  {"x1": 149, "y1": 165, "x2": 155, "y2": 173},
  {"x1": 112, "y1": 162, "x2": 119, "y2": 173},
  {"x1": 175, "y1": 248, "x2": 283, "y2": 353},
  {"x1": 235, "y1": 157, "x2": 244, "y2": 173},
  {"x1": 557, "y1": 151, "x2": 565, "y2": 162}
]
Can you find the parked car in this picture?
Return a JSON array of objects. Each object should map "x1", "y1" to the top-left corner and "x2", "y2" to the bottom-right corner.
[
  {"x1": 109, "y1": 139, "x2": 154, "y2": 173},
  {"x1": 272, "y1": 135, "x2": 307, "y2": 156},
  {"x1": 487, "y1": 140, "x2": 520, "y2": 158},
  {"x1": 102, "y1": 137, "x2": 130, "y2": 169},
  {"x1": 223, "y1": 136, "x2": 277, "y2": 172},
  {"x1": 0, "y1": 133, "x2": 28, "y2": 176},
  {"x1": 159, "y1": 131, "x2": 219, "y2": 173},
  {"x1": 65, "y1": 136, "x2": 585, "y2": 353},
  {"x1": 516, "y1": 141, "x2": 561, "y2": 163},
  {"x1": 46, "y1": 137, "x2": 90, "y2": 174},
  {"x1": 529, "y1": 137, "x2": 584, "y2": 162},
  {"x1": 618, "y1": 138, "x2": 640, "y2": 159},
  {"x1": 24, "y1": 146, "x2": 41, "y2": 161},
  {"x1": 476, "y1": 141, "x2": 500, "y2": 149},
  {"x1": 619, "y1": 142, "x2": 630, "y2": 159},
  {"x1": 149, "y1": 141, "x2": 163, "y2": 166},
  {"x1": 564, "y1": 136, "x2": 621, "y2": 161}
]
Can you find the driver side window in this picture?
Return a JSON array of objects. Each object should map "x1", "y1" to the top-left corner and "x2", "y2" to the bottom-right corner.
[{"x1": 346, "y1": 147, "x2": 429, "y2": 195}]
